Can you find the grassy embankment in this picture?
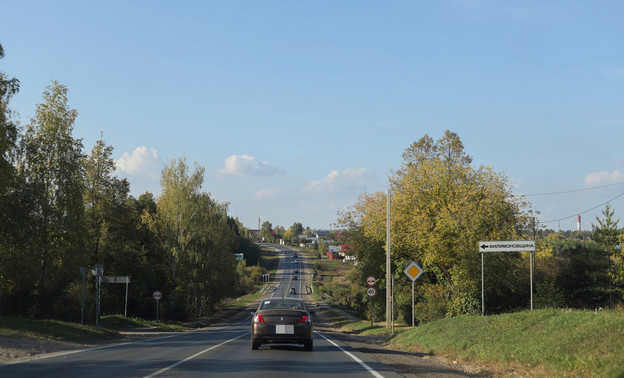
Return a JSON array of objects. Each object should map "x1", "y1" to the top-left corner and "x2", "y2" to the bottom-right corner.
[
  {"x1": 311, "y1": 254, "x2": 624, "y2": 377},
  {"x1": 336, "y1": 309, "x2": 624, "y2": 377},
  {"x1": 0, "y1": 315, "x2": 163, "y2": 342}
]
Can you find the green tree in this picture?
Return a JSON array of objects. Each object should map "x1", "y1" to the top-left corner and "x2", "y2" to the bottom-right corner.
[
  {"x1": 553, "y1": 239, "x2": 611, "y2": 307},
  {"x1": 259, "y1": 220, "x2": 273, "y2": 243},
  {"x1": 0, "y1": 43, "x2": 20, "y2": 213},
  {"x1": 391, "y1": 131, "x2": 530, "y2": 316},
  {"x1": 84, "y1": 137, "x2": 148, "y2": 315},
  {"x1": 340, "y1": 131, "x2": 531, "y2": 320},
  {"x1": 0, "y1": 43, "x2": 24, "y2": 315},
  {"x1": 145, "y1": 157, "x2": 205, "y2": 315},
  {"x1": 592, "y1": 204, "x2": 622, "y2": 305},
  {"x1": 180, "y1": 193, "x2": 238, "y2": 317},
  {"x1": 20, "y1": 81, "x2": 87, "y2": 318},
  {"x1": 288, "y1": 222, "x2": 304, "y2": 244},
  {"x1": 273, "y1": 225, "x2": 285, "y2": 241}
]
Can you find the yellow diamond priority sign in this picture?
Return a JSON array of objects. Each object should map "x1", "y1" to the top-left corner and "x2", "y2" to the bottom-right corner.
[{"x1": 403, "y1": 261, "x2": 423, "y2": 282}]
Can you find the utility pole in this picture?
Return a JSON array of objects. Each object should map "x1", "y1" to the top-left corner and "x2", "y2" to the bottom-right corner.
[{"x1": 386, "y1": 188, "x2": 392, "y2": 328}]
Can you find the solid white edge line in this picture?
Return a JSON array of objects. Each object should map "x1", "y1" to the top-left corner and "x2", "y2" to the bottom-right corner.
[
  {"x1": 316, "y1": 331, "x2": 385, "y2": 378},
  {"x1": 0, "y1": 341, "x2": 135, "y2": 366},
  {"x1": 144, "y1": 332, "x2": 248, "y2": 378},
  {"x1": 0, "y1": 316, "x2": 252, "y2": 367}
]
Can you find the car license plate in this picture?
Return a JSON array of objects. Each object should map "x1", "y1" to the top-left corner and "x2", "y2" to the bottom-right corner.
[{"x1": 275, "y1": 325, "x2": 294, "y2": 334}]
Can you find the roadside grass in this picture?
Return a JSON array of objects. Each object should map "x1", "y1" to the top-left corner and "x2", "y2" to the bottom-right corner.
[
  {"x1": 334, "y1": 308, "x2": 624, "y2": 377},
  {"x1": 0, "y1": 316, "x2": 118, "y2": 341},
  {"x1": 100, "y1": 315, "x2": 191, "y2": 332},
  {"x1": 0, "y1": 315, "x2": 200, "y2": 341},
  {"x1": 259, "y1": 248, "x2": 280, "y2": 274},
  {"x1": 226, "y1": 286, "x2": 264, "y2": 308}
]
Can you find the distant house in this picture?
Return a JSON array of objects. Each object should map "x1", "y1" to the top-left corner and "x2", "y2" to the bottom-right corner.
[{"x1": 315, "y1": 230, "x2": 331, "y2": 238}]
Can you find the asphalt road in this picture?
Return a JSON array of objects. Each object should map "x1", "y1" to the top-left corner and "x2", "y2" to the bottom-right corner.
[{"x1": 0, "y1": 246, "x2": 403, "y2": 378}]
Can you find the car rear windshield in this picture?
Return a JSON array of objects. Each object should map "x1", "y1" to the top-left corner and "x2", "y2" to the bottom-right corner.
[{"x1": 260, "y1": 300, "x2": 304, "y2": 310}]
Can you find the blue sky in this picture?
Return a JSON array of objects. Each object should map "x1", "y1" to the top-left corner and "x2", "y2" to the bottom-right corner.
[{"x1": 2, "y1": 1, "x2": 623, "y2": 231}]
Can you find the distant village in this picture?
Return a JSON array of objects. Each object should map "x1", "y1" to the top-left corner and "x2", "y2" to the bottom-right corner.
[{"x1": 247, "y1": 229, "x2": 355, "y2": 262}]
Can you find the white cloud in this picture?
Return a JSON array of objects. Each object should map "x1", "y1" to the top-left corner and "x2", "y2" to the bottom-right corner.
[
  {"x1": 115, "y1": 146, "x2": 161, "y2": 179},
  {"x1": 584, "y1": 170, "x2": 624, "y2": 186},
  {"x1": 255, "y1": 188, "x2": 280, "y2": 199},
  {"x1": 304, "y1": 168, "x2": 372, "y2": 193},
  {"x1": 217, "y1": 155, "x2": 280, "y2": 177}
]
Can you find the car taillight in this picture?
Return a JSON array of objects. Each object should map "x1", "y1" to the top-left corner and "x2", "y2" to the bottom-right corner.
[
  {"x1": 253, "y1": 314, "x2": 265, "y2": 323},
  {"x1": 300, "y1": 315, "x2": 310, "y2": 323}
]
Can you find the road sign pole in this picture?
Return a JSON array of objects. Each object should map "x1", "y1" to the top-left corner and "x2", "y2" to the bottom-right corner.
[
  {"x1": 96, "y1": 276, "x2": 101, "y2": 328},
  {"x1": 530, "y1": 250, "x2": 534, "y2": 311},
  {"x1": 80, "y1": 267, "x2": 85, "y2": 325},
  {"x1": 370, "y1": 296, "x2": 373, "y2": 328},
  {"x1": 412, "y1": 279, "x2": 415, "y2": 327},
  {"x1": 125, "y1": 280, "x2": 129, "y2": 317},
  {"x1": 481, "y1": 252, "x2": 485, "y2": 316}
]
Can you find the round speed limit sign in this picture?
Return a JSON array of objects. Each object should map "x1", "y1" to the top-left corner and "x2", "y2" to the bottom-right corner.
[{"x1": 366, "y1": 287, "x2": 376, "y2": 297}]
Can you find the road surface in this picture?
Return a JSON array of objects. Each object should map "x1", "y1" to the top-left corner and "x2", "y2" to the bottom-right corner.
[{"x1": 0, "y1": 246, "x2": 402, "y2": 377}]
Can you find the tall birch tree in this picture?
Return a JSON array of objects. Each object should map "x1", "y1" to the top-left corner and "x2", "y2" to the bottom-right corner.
[
  {"x1": 20, "y1": 81, "x2": 87, "y2": 317},
  {"x1": 146, "y1": 157, "x2": 204, "y2": 313}
]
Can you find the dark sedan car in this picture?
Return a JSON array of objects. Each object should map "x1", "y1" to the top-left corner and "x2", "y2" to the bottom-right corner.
[{"x1": 251, "y1": 298, "x2": 315, "y2": 351}]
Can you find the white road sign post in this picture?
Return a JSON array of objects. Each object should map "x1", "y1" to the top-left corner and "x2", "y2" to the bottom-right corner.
[
  {"x1": 479, "y1": 241, "x2": 536, "y2": 316},
  {"x1": 153, "y1": 291, "x2": 162, "y2": 324},
  {"x1": 366, "y1": 277, "x2": 376, "y2": 327},
  {"x1": 403, "y1": 261, "x2": 423, "y2": 327}
]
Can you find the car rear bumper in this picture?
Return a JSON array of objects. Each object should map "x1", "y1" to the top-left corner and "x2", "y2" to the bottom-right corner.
[{"x1": 252, "y1": 324, "x2": 312, "y2": 345}]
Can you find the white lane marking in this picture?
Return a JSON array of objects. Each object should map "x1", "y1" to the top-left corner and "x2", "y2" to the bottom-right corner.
[
  {"x1": 0, "y1": 342, "x2": 135, "y2": 366},
  {"x1": 0, "y1": 317, "x2": 252, "y2": 367},
  {"x1": 316, "y1": 332, "x2": 385, "y2": 378},
  {"x1": 144, "y1": 332, "x2": 248, "y2": 377}
]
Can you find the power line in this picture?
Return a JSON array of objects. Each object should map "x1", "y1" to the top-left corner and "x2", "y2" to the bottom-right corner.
[
  {"x1": 525, "y1": 181, "x2": 624, "y2": 197},
  {"x1": 541, "y1": 191, "x2": 624, "y2": 224}
]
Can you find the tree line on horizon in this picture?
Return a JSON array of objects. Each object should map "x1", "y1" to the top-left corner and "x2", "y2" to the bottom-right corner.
[{"x1": 0, "y1": 44, "x2": 262, "y2": 321}]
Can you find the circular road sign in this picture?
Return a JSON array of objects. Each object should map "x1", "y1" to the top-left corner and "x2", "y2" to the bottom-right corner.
[
  {"x1": 366, "y1": 287, "x2": 377, "y2": 297},
  {"x1": 152, "y1": 291, "x2": 162, "y2": 301},
  {"x1": 366, "y1": 276, "x2": 376, "y2": 286}
]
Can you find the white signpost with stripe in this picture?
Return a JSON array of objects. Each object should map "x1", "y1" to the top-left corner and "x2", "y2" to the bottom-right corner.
[
  {"x1": 403, "y1": 261, "x2": 424, "y2": 327},
  {"x1": 479, "y1": 241, "x2": 536, "y2": 316}
]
